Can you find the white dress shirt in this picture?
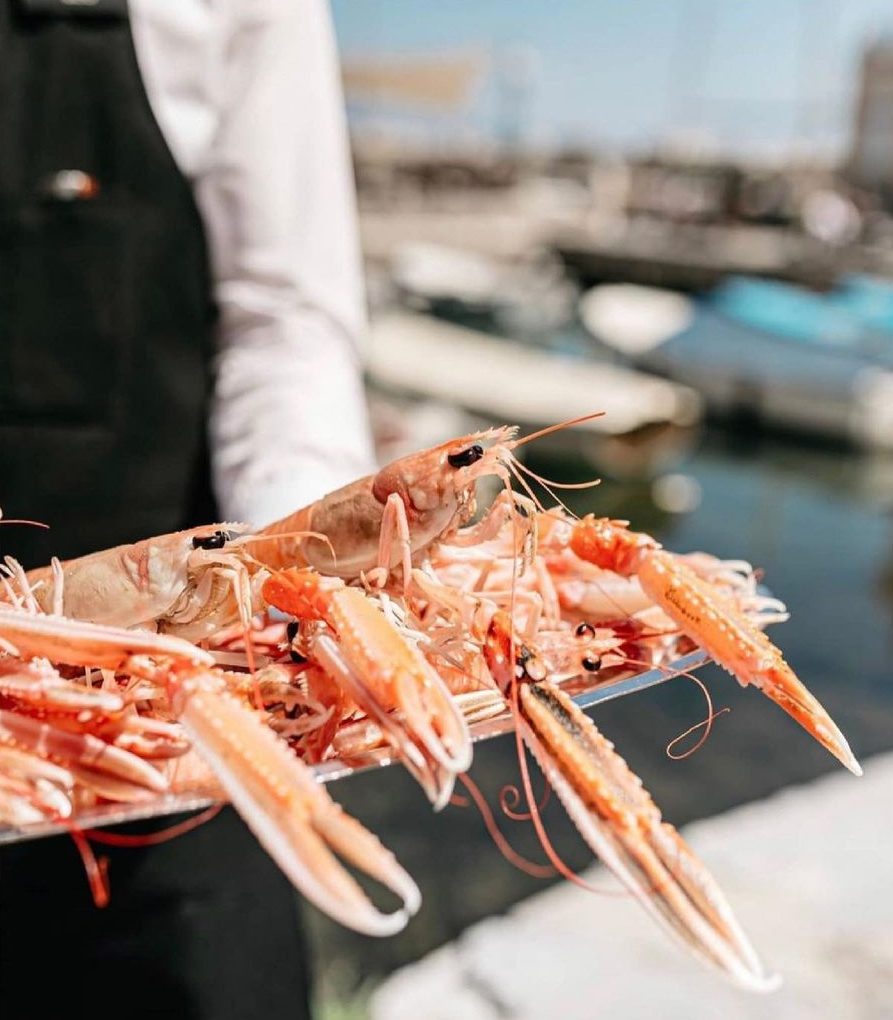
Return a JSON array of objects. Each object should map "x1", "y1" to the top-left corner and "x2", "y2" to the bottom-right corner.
[{"x1": 130, "y1": 0, "x2": 375, "y2": 527}]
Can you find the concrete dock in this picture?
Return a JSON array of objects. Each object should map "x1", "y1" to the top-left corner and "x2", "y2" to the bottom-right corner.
[{"x1": 371, "y1": 754, "x2": 893, "y2": 1020}]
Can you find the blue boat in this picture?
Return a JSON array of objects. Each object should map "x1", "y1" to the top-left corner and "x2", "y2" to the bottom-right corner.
[
  {"x1": 709, "y1": 275, "x2": 893, "y2": 366},
  {"x1": 833, "y1": 274, "x2": 893, "y2": 335},
  {"x1": 580, "y1": 278, "x2": 893, "y2": 448}
]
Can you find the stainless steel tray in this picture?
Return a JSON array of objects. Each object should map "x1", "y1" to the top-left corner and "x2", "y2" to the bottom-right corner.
[{"x1": 0, "y1": 648, "x2": 708, "y2": 845}]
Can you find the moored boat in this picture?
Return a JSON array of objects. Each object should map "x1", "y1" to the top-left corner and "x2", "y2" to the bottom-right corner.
[{"x1": 580, "y1": 279, "x2": 893, "y2": 449}]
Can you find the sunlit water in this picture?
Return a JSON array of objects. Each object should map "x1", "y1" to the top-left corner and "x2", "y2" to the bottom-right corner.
[{"x1": 309, "y1": 426, "x2": 893, "y2": 995}]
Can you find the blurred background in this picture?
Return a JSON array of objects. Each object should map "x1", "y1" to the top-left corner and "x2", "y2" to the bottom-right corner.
[{"x1": 316, "y1": 2, "x2": 893, "y2": 1016}]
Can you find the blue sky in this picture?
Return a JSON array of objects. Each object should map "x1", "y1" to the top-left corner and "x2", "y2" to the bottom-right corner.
[{"x1": 331, "y1": 0, "x2": 893, "y2": 158}]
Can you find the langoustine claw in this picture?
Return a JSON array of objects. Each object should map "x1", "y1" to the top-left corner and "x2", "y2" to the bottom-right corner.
[
  {"x1": 262, "y1": 568, "x2": 472, "y2": 810},
  {"x1": 482, "y1": 611, "x2": 778, "y2": 992},
  {"x1": 171, "y1": 670, "x2": 420, "y2": 936},
  {"x1": 0, "y1": 607, "x2": 421, "y2": 935},
  {"x1": 567, "y1": 517, "x2": 862, "y2": 776}
]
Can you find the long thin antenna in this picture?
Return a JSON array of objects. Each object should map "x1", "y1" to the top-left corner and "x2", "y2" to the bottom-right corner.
[{"x1": 511, "y1": 410, "x2": 606, "y2": 449}]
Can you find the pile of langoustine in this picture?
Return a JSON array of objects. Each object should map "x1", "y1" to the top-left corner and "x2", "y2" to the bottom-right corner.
[{"x1": 0, "y1": 421, "x2": 861, "y2": 992}]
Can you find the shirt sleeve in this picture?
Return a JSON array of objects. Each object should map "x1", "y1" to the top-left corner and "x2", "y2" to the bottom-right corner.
[{"x1": 196, "y1": 0, "x2": 376, "y2": 527}]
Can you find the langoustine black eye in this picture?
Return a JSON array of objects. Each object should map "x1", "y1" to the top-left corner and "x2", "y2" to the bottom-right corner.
[
  {"x1": 285, "y1": 620, "x2": 307, "y2": 663},
  {"x1": 581, "y1": 655, "x2": 602, "y2": 673},
  {"x1": 575, "y1": 622, "x2": 595, "y2": 639},
  {"x1": 192, "y1": 530, "x2": 233, "y2": 550},
  {"x1": 447, "y1": 444, "x2": 484, "y2": 469}
]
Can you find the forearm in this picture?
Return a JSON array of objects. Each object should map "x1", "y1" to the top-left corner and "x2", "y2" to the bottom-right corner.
[
  {"x1": 210, "y1": 307, "x2": 375, "y2": 526},
  {"x1": 196, "y1": 0, "x2": 374, "y2": 526}
]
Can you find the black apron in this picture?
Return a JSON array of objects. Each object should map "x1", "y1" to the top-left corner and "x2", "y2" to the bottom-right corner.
[
  {"x1": 0, "y1": 0, "x2": 215, "y2": 565},
  {"x1": 0, "y1": 3, "x2": 312, "y2": 1016}
]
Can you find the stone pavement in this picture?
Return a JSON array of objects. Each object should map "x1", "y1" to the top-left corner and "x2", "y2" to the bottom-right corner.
[{"x1": 371, "y1": 754, "x2": 893, "y2": 1020}]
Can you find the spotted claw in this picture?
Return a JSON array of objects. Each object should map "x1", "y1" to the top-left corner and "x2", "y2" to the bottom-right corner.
[
  {"x1": 637, "y1": 552, "x2": 862, "y2": 777},
  {"x1": 567, "y1": 519, "x2": 861, "y2": 777},
  {"x1": 483, "y1": 613, "x2": 777, "y2": 991},
  {"x1": 263, "y1": 569, "x2": 472, "y2": 810},
  {"x1": 177, "y1": 675, "x2": 421, "y2": 936}
]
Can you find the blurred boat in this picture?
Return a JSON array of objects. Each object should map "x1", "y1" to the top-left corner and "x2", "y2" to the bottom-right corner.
[
  {"x1": 364, "y1": 311, "x2": 703, "y2": 476},
  {"x1": 710, "y1": 275, "x2": 893, "y2": 364},
  {"x1": 832, "y1": 274, "x2": 893, "y2": 333},
  {"x1": 553, "y1": 219, "x2": 834, "y2": 293},
  {"x1": 390, "y1": 242, "x2": 577, "y2": 334},
  {"x1": 580, "y1": 280, "x2": 893, "y2": 449}
]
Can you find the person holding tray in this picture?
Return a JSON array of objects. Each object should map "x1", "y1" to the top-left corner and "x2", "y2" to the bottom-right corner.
[{"x1": 0, "y1": 2, "x2": 374, "y2": 1017}]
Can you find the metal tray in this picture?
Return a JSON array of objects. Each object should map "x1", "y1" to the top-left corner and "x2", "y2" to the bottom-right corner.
[{"x1": 0, "y1": 648, "x2": 708, "y2": 845}]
